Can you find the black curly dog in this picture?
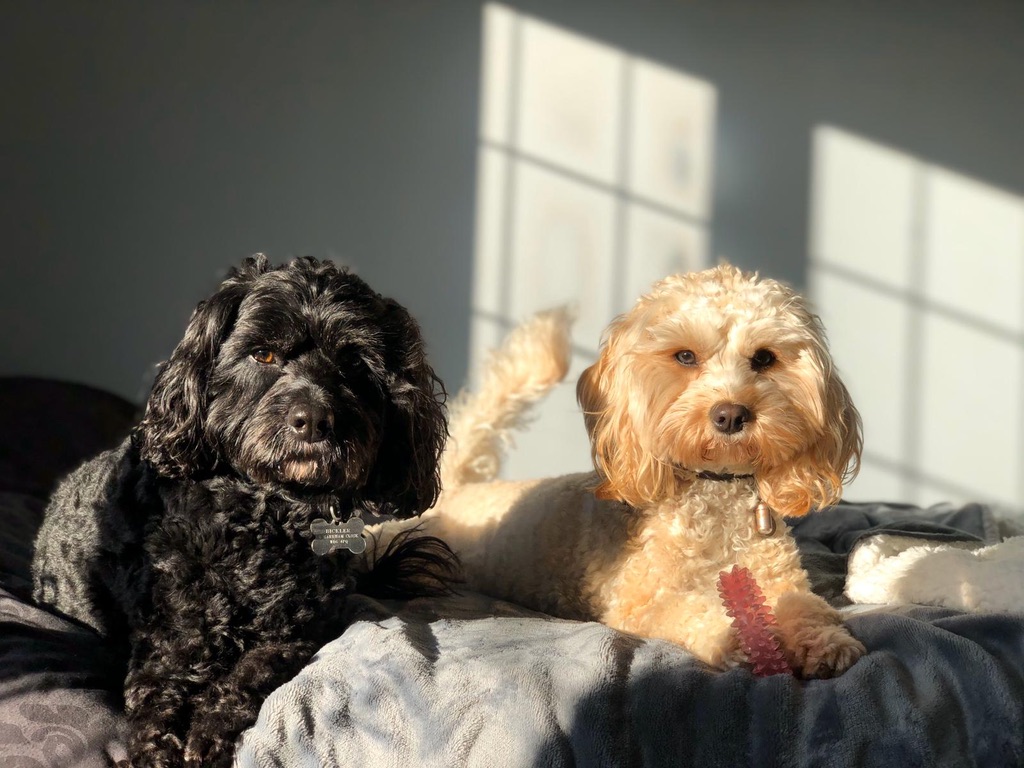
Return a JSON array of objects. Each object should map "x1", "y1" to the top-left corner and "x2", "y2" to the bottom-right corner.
[{"x1": 32, "y1": 255, "x2": 453, "y2": 767}]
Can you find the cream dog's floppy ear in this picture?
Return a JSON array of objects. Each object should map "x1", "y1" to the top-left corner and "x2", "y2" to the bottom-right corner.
[
  {"x1": 756, "y1": 318, "x2": 862, "y2": 517},
  {"x1": 577, "y1": 318, "x2": 687, "y2": 508},
  {"x1": 576, "y1": 352, "x2": 619, "y2": 500}
]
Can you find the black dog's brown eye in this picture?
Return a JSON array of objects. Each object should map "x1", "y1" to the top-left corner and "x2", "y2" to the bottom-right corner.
[
  {"x1": 675, "y1": 350, "x2": 698, "y2": 366},
  {"x1": 252, "y1": 350, "x2": 277, "y2": 365},
  {"x1": 751, "y1": 348, "x2": 776, "y2": 371}
]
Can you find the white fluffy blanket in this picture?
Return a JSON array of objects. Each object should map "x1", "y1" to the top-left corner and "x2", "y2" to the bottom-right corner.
[{"x1": 846, "y1": 532, "x2": 1024, "y2": 612}]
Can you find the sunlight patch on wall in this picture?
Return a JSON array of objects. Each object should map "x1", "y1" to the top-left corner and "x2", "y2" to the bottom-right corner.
[
  {"x1": 472, "y1": 3, "x2": 716, "y2": 479},
  {"x1": 809, "y1": 126, "x2": 1024, "y2": 511}
]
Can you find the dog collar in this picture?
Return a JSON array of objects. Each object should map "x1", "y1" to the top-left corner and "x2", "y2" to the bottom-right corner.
[{"x1": 694, "y1": 470, "x2": 754, "y2": 482}]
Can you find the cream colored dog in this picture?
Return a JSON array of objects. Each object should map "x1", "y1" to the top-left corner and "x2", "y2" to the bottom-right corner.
[{"x1": 370, "y1": 265, "x2": 866, "y2": 677}]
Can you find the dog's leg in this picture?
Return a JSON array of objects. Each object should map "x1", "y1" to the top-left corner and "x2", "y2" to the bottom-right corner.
[
  {"x1": 609, "y1": 582, "x2": 862, "y2": 675},
  {"x1": 123, "y1": 646, "x2": 203, "y2": 768},
  {"x1": 772, "y1": 590, "x2": 865, "y2": 678},
  {"x1": 677, "y1": 615, "x2": 746, "y2": 669},
  {"x1": 123, "y1": 603, "x2": 245, "y2": 768},
  {"x1": 603, "y1": 592, "x2": 748, "y2": 669},
  {"x1": 182, "y1": 640, "x2": 320, "y2": 768},
  {"x1": 739, "y1": 535, "x2": 866, "y2": 678}
]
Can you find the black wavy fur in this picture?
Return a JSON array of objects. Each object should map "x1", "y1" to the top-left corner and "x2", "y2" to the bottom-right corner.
[
  {"x1": 358, "y1": 526, "x2": 462, "y2": 600},
  {"x1": 31, "y1": 255, "x2": 454, "y2": 767}
]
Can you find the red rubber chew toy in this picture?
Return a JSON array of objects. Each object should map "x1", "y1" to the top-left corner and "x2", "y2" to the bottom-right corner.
[{"x1": 717, "y1": 565, "x2": 793, "y2": 677}]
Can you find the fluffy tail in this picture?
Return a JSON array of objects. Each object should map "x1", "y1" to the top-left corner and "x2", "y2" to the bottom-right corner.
[
  {"x1": 356, "y1": 527, "x2": 461, "y2": 598},
  {"x1": 440, "y1": 307, "x2": 574, "y2": 492}
]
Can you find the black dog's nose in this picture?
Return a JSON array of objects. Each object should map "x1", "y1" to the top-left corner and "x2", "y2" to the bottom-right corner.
[
  {"x1": 709, "y1": 403, "x2": 752, "y2": 434},
  {"x1": 287, "y1": 403, "x2": 334, "y2": 443}
]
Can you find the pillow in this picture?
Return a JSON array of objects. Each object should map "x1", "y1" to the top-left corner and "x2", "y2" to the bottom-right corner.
[
  {"x1": 0, "y1": 492, "x2": 45, "y2": 598},
  {"x1": 0, "y1": 377, "x2": 137, "y2": 500},
  {"x1": 0, "y1": 587, "x2": 127, "y2": 767},
  {"x1": 0, "y1": 378, "x2": 137, "y2": 598}
]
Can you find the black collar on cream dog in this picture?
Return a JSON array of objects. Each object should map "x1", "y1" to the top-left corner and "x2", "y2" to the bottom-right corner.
[{"x1": 695, "y1": 470, "x2": 754, "y2": 482}]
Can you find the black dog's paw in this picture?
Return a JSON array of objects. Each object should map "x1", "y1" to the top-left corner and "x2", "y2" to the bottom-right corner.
[
  {"x1": 183, "y1": 730, "x2": 237, "y2": 768},
  {"x1": 127, "y1": 731, "x2": 185, "y2": 768}
]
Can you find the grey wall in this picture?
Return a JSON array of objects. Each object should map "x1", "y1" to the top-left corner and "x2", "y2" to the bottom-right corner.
[
  {"x1": 2, "y1": 0, "x2": 1022, "y2": 403},
  {"x1": 521, "y1": 0, "x2": 1024, "y2": 271},
  {"x1": 1, "y1": 1, "x2": 482, "y2": 402}
]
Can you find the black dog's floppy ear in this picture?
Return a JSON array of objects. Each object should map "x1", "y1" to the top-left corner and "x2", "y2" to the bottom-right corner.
[
  {"x1": 364, "y1": 299, "x2": 447, "y2": 517},
  {"x1": 136, "y1": 254, "x2": 270, "y2": 477}
]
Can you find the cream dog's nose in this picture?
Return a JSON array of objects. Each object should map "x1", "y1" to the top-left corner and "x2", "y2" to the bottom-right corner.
[{"x1": 709, "y1": 402, "x2": 752, "y2": 434}]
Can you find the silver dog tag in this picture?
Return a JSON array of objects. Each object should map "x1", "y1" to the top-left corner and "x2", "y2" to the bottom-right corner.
[{"x1": 309, "y1": 516, "x2": 366, "y2": 556}]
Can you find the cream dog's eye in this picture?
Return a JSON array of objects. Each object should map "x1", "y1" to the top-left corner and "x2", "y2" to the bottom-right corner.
[
  {"x1": 751, "y1": 348, "x2": 776, "y2": 370},
  {"x1": 251, "y1": 349, "x2": 277, "y2": 365},
  {"x1": 675, "y1": 350, "x2": 698, "y2": 366}
]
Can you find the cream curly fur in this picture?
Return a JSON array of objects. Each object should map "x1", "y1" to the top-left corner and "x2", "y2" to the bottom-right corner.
[
  {"x1": 370, "y1": 265, "x2": 866, "y2": 677},
  {"x1": 438, "y1": 306, "x2": 575, "y2": 490}
]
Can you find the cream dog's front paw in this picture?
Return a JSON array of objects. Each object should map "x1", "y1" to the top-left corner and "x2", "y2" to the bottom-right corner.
[
  {"x1": 780, "y1": 622, "x2": 865, "y2": 678},
  {"x1": 773, "y1": 590, "x2": 865, "y2": 678}
]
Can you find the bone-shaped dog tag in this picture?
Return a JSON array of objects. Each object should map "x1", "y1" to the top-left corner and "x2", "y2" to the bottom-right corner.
[{"x1": 309, "y1": 516, "x2": 366, "y2": 556}]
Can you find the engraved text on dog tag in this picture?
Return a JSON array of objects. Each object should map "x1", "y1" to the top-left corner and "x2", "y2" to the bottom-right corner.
[{"x1": 309, "y1": 516, "x2": 367, "y2": 556}]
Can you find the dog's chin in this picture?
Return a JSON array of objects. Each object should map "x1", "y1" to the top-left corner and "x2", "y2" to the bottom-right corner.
[
  {"x1": 663, "y1": 433, "x2": 758, "y2": 476},
  {"x1": 682, "y1": 431, "x2": 819, "y2": 478},
  {"x1": 238, "y1": 448, "x2": 356, "y2": 490},
  {"x1": 276, "y1": 458, "x2": 335, "y2": 486},
  {"x1": 229, "y1": 425, "x2": 372, "y2": 489},
  {"x1": 240, "y1": 460, "x2": 333, "y2": 489}
]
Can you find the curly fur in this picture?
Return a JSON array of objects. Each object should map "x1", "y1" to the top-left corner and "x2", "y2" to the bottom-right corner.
[
  {"x1": 577, "y1": 266, "x2": 861, "y2": 515},
  {"x1": 32, "y1": 255, "x2": 449, "y2": 767},
  {"x1": 370, "y1": 264, "x2": 866, "y2": 678}
]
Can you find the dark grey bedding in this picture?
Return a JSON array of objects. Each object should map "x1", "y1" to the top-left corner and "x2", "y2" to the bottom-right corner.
[
  {"x1": 0, "y1": 585, "x2": 127, "y2": 767},
  {"x1": 234, "y1": 590, "x2": 1024, "y2": 768},
  {"x1": 239, "y1": 503, "x2": 1022, "y2": 767},
  {"x1": 2, "y1": 378, "x2": 1023, "y2": 767}
]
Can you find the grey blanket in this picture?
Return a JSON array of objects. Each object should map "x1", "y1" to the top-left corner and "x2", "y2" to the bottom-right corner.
[
  {"x1": 4, "y1": 495, "x2": 1024, "y2": 767},
  {"x1": 236, "y1": 502, "x2": 1024, "y2": 768}
]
